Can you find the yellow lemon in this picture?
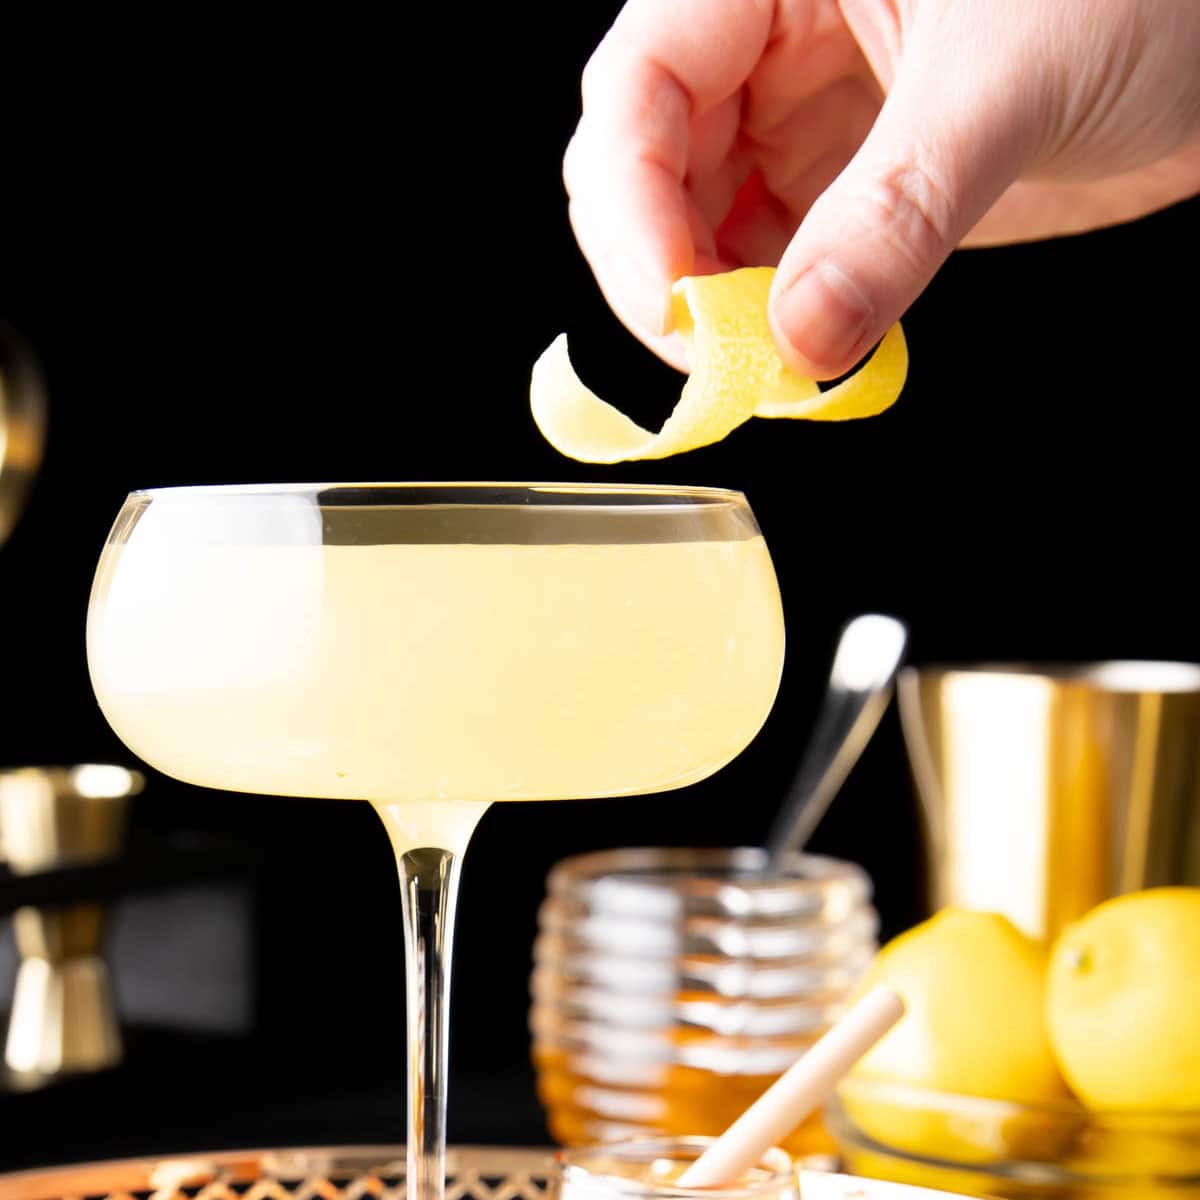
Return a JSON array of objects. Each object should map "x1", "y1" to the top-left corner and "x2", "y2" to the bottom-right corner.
[
  {"x1": 1046, "y1": 886, "x2": 1200, "y2": 1111},
  {"x1": 854, "y1": 909, "x2": 1067, "y2": 1101},
  {"x1": 839, "y1": 908, "x2": 1073, "y2": 1165},
  {"x1": 530, "y1": 267, "x2": 907, "y2": 463}
]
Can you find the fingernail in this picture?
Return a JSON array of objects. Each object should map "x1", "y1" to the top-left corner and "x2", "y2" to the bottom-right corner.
[{"x1": 772, "y1": 260, "x2": 872, "y2": 376}]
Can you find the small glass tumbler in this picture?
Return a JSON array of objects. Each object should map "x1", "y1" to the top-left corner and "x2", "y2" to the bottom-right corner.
[
  {"x1": 531, "y1": 847, "x2": 879, "y2": 1163},
  {"x1": 556, "y1": 1137, "x2": 800, "y2": 1200}
]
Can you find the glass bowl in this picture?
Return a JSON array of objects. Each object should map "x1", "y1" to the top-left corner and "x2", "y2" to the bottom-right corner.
[{"x1": 828, "y1": 1077, "x2": 1200, "y2": 1197}]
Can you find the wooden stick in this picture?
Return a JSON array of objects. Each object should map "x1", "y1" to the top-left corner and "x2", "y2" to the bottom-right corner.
[{"x1": 676, "y1": 985, "x2": 905, "y2": 1188}]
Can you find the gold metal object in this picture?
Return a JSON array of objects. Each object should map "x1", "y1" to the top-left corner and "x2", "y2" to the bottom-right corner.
[
  {"x1": 0, "y1": 324, "x2": 48, "y2": 549},
  {"x1": 899, "y1": 662, "x2": 1200, "y2": 940},
  {"x1": 0, "y1": 765, "x2": 144, "y2": 1080}
]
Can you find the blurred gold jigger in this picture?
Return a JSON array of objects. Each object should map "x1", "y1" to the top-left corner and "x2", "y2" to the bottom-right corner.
[
  {"x1": 0, "y1": 765, "x2": 144, "y2": 1080},
  {"x1": 898, "y1": 662, "x2": 1200, "y2": 941},
  {"x1": 0, "y1": 323, "x2": 48, "y2": 549}
]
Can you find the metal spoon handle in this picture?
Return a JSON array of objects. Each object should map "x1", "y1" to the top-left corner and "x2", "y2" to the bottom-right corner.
[{"x1": 764, "y1": 614, "x2": 908, "y2": 872}]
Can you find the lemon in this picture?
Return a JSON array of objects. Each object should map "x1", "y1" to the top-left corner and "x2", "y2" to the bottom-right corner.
[
  {"x1": 840, "y1": 908, "x2": 1073, "y2": 1165},
  {"x1": 530, "y1": 267, "x2": 907, "y2": 463},
  {"x1": 1046, "y1": 886, "x2": 1200, "y2": 1111},
  {"x1": 854, "y1": 909, "x2": 1067, "y2": 1102}
]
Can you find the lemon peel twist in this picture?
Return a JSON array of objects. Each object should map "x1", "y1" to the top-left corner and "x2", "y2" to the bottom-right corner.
[{"x1": 530, "y1": 266, "x2": 907, "y2": 463}]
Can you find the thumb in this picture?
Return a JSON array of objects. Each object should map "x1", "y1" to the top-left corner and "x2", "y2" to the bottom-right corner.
[{"x1": 768, "y1": 53, "x2": 1032, "y2": 379}]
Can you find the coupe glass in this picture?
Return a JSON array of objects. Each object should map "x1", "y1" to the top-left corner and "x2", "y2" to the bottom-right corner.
[{"x1": 85, "y1": 483, "x2": 786, "y2": 1200}]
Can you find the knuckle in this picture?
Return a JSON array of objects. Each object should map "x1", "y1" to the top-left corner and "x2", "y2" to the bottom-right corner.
[
  {"x1": 561, "y1": 126, "x2": 611, "y2": 202},
  {"x1": 579, "y1": 36, "x2": 619, "y2": 109},
  {"x1": 865, "y1": 158, "x2": 956, "y2": 269},
  {"x1": 562, "y1": 130, "x2": 585, "y2": 195}
]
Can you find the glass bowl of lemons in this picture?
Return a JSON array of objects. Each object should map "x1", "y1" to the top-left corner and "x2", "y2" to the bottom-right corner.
[
  {"x1": 823, "y1": 891, "x2": 1200, "y2": 1197},
  {"x1": 828, "y1": 1081, "x2": 1200, "y2": 1196}
]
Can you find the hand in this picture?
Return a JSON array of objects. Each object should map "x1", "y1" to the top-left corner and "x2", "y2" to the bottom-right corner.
[{"x1": 565, "y1": 0, "x2": 1200, "y2": 378}]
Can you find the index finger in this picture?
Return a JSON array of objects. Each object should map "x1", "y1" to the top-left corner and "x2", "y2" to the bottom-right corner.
[{"x1": 564, "y1": 0, "x2": 775, "y2": 342}]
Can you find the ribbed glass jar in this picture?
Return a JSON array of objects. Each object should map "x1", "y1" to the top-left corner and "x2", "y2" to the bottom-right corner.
[{"x1": 530, "y1": 847, "x2": 879, "y2": 1163}]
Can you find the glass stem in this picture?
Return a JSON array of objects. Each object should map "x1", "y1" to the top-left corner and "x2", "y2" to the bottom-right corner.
[
  {"x1": 398, "y1": 845, "x2": 460, "y2": 1200},
  {"x1": 376, "y1": 800, "x2": 489, "y2": 1200}
]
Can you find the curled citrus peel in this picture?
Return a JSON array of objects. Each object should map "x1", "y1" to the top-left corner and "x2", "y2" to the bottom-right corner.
[{"x1": 530, "y1": 266, "x2": 907, "y2": 463}]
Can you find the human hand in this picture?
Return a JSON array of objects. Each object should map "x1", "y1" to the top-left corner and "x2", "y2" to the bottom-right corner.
[{"x1": 565, "y1": 0, "x2": 1200, "y2": 378}]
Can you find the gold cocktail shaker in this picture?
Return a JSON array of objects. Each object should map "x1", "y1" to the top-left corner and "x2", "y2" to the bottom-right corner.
[
  {"x1": 898, "y1": 662, "x2": 1200, "y2": 940},
  {"x1": 0, "y1": 765, "x2": 143, "y2": 1080}
]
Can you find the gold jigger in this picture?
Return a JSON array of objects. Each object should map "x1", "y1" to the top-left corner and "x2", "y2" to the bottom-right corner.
[
  {"x1": 0, "y1": 323, "x2": 48, "y2": 550},
  {"x1": 898, "y1": 662, "x2": 1200, "y2": 941},
  {"x1": 0, "y1": 765, "x2": 144, "y2": 1080}
]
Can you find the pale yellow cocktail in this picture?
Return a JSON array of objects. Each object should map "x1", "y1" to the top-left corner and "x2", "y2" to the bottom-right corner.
[{"x1": 89, "y1": 538, "x2": 781, "y2": 807}]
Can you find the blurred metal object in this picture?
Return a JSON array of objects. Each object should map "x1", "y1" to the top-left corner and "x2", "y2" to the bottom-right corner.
[
  {"x1": 765, "y1": 614, "x2": 908, "y2": 869},
  {"x1": 899, "y1": 662, "x2": 1200, "y2": 940},
  {"x1": 0, "y1": 324, "x2": 48, "y2": 549},
  {"x1": 0, "y1": 1145, "x2": 557, "y2": 1200},
  {"x1": 0, "y1": 765, "x2": 144, "y2": 1080}
]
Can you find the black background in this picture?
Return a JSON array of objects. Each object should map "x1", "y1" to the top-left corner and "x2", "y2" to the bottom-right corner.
[{"x1": 1, "y1": 1, "x2": 1197, "y2": 1170}]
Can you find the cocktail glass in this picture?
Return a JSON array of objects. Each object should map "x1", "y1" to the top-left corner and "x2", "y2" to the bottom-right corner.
[{"x1": 85, "y1": 483, "x2": 786, "y2": 1200}]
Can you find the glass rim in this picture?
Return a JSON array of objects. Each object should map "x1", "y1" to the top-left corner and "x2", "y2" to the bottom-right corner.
[
  {"x1": 902, "y1": 662, "x2": 1200, "y2": 700},
  {"x1": 828, "y1": 1082, "x2": 1200, "y2": 1184},
  {"x1": 900, "y1": 659, "x2": 1200, "y2": 694},
  {"x1": 124, "y1": 481, "x2": 749, "y2": 506},
  {"x1": 547, "y1": 845, "x2": 872, "y2": 893},
  {"x1": 834, "y1": 1075, "x2": 1200, "y2": 1123},
  {"x1": 557, "y1": 1136, "x2": 795, "y2": 1198}
]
